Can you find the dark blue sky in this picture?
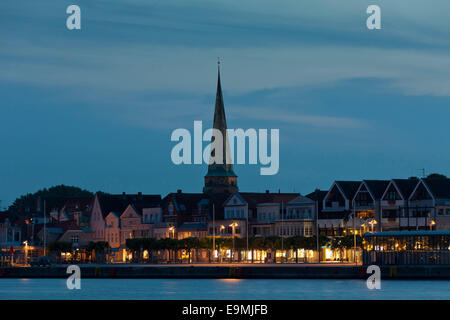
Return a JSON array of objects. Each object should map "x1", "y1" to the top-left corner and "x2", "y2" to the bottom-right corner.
[{"x1": 1, "y1": 0, "x2": 450, "y2": 207}]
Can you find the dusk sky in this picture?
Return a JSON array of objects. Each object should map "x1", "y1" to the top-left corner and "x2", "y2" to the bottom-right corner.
[{"x1": 1, "y1": 0, "x2": 450, "y2": 207}]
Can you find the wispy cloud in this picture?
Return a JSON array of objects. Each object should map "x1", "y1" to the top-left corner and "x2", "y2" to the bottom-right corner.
[
  {"x1": 2, "y1": 0, "x2": 450, "y2": 98},
  {"x1": 232, "y1": 106, "x2": 366, "y2": 129},
  {"x1": 3, "y1": 43, "x2": 450, "y2": 98}
]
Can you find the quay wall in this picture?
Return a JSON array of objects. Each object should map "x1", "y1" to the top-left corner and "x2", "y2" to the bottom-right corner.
[{"x1": 1, "y1": 265, "x2": 450, "y2": 279}]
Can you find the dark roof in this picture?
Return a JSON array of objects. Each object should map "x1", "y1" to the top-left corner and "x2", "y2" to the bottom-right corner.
[
  {"x1": 35, "y1": 220, "x2": 81, "y2": 235},
  {"x1": 61, "y1": 197, "x2": 93, "y2": 213},
  {"x1": 163, "y1": 193, "x2": 205, "y2": 214},
  {"x1": 422, "y1": 178, "x2": 450, "y2": 199},
  {"x1": 363, "y1": 180, "x2": 390, "y2": 199},
  {"x1": 207, "y1": 193, "x2": 230, "y2": 220},
  {"x1": 98, "y1": 193, "x2": 161, "y2": 218},
  {"x1": 335, "y1": 181, "x2": 361, "y2": 199},
  {"x1": 306, "y1": 190, "x2": 328, "y2": 202},
  {"x1": 365, "y1": 230, "x2": 450, "y2": 237},
  {"x1": 162, "y1": 192, "x2": 229, "y2": 220},
  {"x1": 392, "y1": 179, "x2": 418, "y2": 199},
  {"x1": 238, "y1": 192, "x2": 299, "y2": 208}
]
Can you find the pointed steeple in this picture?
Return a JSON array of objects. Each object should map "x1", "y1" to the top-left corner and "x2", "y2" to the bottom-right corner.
[{"x1": 204, "y1": 63, "x2": 238, "y2": 194}]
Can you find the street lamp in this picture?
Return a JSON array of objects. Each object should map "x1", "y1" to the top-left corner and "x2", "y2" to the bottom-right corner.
[
  {"x1": 23, "y1": 241, "x2": 28, "y2": 266},
  {"x1": 430, "y1": 220, "x2": 436, "y2": 231},
  {"x1": 229, "y1": 222, "x2": 238, "y2": 262},
  {"x1": 169, "y1": 226, "x2": 175, "y2": 239}
]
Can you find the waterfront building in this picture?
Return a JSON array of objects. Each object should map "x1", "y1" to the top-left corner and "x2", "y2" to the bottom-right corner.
[
  {"x1": 320, "y1": 181, "x2": 360, "y2": 236},
  {"x1": 105, "y1": 211, "x2": 121, "y2": 251},
  {"x1": 408, "y1": 178, "x2": 450, "y2": 230},
  {"x1": 177, "y1": 222, "x2": 208, "y2": 239},
  {"x1": 281, "y1": 194, "x2": 317, "y2": 237},
  {"x1": 152, "y1": 223, "x2": 176, "y2": 239},
  {"x1": 35, "y1": 220, "x2": 82, "y2": 245},
  {"x1": 210, "y1": 191, "x2": 299, "y2": 239},
  {"x1": 380, "y1": 179, "x2": 418, "y2": 230},
  {"x1": 57, "y1": 225, "x2": 93, "y2": 249},
  {"x1": 0, "y1": 213, "x2": 22, "y2": 247},
  {"x1": 51, "y1": 197, "x2": 93, "y2": 225},
  {"x1": 0, "y1": 212, "x2": 23, "y2": 265},
  {"x1": 363, "y1": 230, "x2": 450, "y2": 265},
  {"x1": 162, "y1": 191, "x2": 208, "y2": 227},
  {"x1": 120, "y1": 204, "x2": 153, "y2": 244},
  {"x1": 89, "y1": 192, "x2": 161, "y2": 242},
  {"x1": 350, "y1": 180, "x2": 390, "y2": 233}
]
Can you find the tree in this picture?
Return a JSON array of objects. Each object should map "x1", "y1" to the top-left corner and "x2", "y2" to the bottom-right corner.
[
  {"x1": 48, "y1": 241, "x2": 73, "y2": 263},
  {"x1": 9, "y1": 185, "x2": 94, "y2": 215},
  {"x1": 330, "y1": 235, "x2": 361, "y2": 262},
  {"x1": 264, "y1": 236, "x2": 282, "y2": 262},
  {"x1": 156, "y1": 238, "x2": 179, "y2": 263},
  {"x1": 125, "y1": 239, "x2": 144, "y2": 262},
  {"x1": 330, "y1": 237, "x2": 345, "y2": 262},
  {"x1": 142, "y1": 238, "x2": 158, "y2": 263},
  {"x1": 427, "y1": 173, "x2": 447, "y2": 179},
  {"x1": 249, "y1": 237, "x2": 265, "y2": 263},
  {"x1": 88, "y1": 241, "x2": 110, "y2": 263},
  {"x1": 181, "y1": 237, "x2": 200, "y2": 263},
  {"x1": 198, "y1": 237, "x2": 213, "y2": 262}
]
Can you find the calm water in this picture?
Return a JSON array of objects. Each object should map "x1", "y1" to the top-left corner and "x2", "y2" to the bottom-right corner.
[{"x1": 1, "y1": 279, "x2": 450, "y2": 300}]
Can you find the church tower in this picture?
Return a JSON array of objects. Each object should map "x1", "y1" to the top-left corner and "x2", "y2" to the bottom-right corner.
[{"x1": 203, "y1": 64, "x2": 238, "y2": 194}]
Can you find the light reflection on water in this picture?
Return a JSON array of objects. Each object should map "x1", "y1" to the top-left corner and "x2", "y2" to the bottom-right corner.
[{"x1": 0, "y1": 278, "x2": 449, "y2": 300}]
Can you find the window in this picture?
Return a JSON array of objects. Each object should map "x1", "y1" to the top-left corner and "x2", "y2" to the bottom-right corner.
[
  {"x1": 438, "y1": 208, "x2": 450, "y2": 216},
  {"x1": 304, "y1": 226, "x2": 312, "y2": 236},
  {"x1": 70, "y1": 235, "x2": 79, "y2": 245},
  {"x1": 382, "y1": 210, "x2": 398, "y2": 218}
]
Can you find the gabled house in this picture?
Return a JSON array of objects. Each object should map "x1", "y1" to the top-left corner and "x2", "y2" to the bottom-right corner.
[
  {"x1": 323, "y1": 181, "x2": 360, "y2": 212},
  {"x1": 321, "y1": 181, "x2": 360, "y2": 236},
  {"x1": 57, "y1": 197, "x2": 93, "y2": 225},
  {"x1": 58, "y1": 225, "x2": 93, "y2": 248},
  {"x1": 161, "y1": 191, "x2": 206, "y2": 227},
  {"x1": 282, "y1": 194, "x2": 316, "y2": 237},
  {"x1": 161, "y1": 191, "x2": 229, "y2": 240},
  {"x1": 352, "y1": 180, "x2": 390, "y2": 232},
  {"x1": 380, "y1": 179, "x2": 418, "y2": 230},
  {"x1": 120, "y1": 204, "x2": 152, "y2": 246},
  {"x1": 0, "y1": 212, "x2": 22, "y2": 248},
  {"x1": 35, "y1": 220, "x2": 91, "y2": 248},
  {"x1": 216, "y1": 192, "x2": 250, "y2": 238},
  {"x1": 105, "y1": 212, "x2": 120, "y2": 250},
  {"x1": 89, "y1": 192, "x2": 161, "y2": 243},
  {"x1": 408, "y1": 178, "x2": 450, "y2": 230},
  {"x1": 217, "y1": 191, "x2": 299, "y2": 238}
]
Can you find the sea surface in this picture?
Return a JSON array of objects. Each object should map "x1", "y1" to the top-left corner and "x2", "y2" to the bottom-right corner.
[{"x1": 0, "y1": 278, "x2": 449, "y2": 300}]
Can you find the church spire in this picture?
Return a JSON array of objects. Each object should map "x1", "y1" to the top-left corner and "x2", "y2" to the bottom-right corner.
[{"x1": 203, "y1": 62, "x2": 238, "y2": 194}]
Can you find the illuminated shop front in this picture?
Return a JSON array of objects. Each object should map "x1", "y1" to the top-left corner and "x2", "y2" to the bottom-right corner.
[{"x1": 363, "y1": 230, "x2": 450, "y2": 265}]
